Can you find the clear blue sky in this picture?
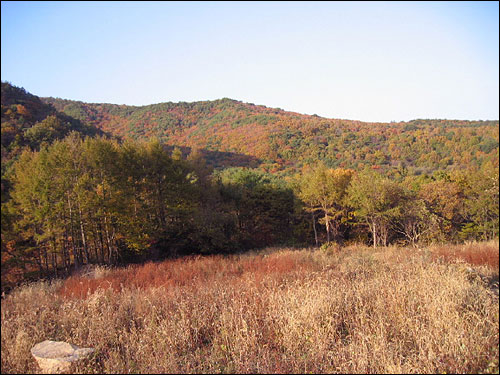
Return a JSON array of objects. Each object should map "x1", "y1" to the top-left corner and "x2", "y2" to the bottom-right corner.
[{"x1": 1, "y1": 1, "x2": 498, "y2": 122}]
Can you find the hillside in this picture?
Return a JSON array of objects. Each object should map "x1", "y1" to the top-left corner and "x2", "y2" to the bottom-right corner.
[
  {"x1": 42, "y1": 96, "x2": 499, "y2": 175},
  {"x1": 1, "y1": 82, "x2": 105, "y2": 173}
]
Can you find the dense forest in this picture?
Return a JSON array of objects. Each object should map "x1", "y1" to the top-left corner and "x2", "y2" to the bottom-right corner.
[
  {"x1": 1, "y1": 82, "x2": 499, "y2": 292},
  {"x1": 1, "y1": 83, "x2": 104, "y2": 165},
  {"x1": 42, "y1": 95, "x2": 499, "y2": 176}
]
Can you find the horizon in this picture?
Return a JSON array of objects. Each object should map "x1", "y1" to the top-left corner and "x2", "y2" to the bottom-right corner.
[
  {"x1": 4, "y1": 79, "x2": 500, "y2": 123},
  {"x1": 1, "y1": 1, "x2": 499, "y2": 122}
]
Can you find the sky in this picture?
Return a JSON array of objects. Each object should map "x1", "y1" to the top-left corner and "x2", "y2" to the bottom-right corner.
[{"x1": 1, "y1": 1, "x2": 499, "y2": 122}]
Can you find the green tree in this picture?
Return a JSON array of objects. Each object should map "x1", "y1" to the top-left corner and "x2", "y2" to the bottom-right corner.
[
  {"x1": 216, "y1": 167, "x2": 295, "y2": 249},
  {"x1": 393, "y1": 190, "x2": 433, "y2": 247},
  {"x1": 419, "y1": 179, "x2": 466, "y2": 243},
  {"x1": 457, "y1": 163, "x2": 499, "y2": 241},
  {"x1": 347, "y1": 170, "x2": 405, "y2": 247},
  {"x1": 296, "y1": 163, "x2": 354, "y2": 244}
]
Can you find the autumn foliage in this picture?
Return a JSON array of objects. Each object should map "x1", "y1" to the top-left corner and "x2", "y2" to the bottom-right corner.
[
  {"x1": 41, "y1": 93, "x2": 499, "y2": 175},
  {"x1": 1, "y1": 81, "x2": 499, "y2": 294}
]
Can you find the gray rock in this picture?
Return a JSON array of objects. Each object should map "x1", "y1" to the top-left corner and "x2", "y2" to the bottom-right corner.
[{"x1": 31, "y1": 340, "x2": 94, "y2": 374}]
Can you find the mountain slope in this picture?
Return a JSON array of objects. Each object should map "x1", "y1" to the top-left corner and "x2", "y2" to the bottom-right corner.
[
  {"x1": 1, "y1": 82, "x2": 105, "y2": 164},
  {"x1": 42, "y1": 95, "x2": 499, "y2": 175}
]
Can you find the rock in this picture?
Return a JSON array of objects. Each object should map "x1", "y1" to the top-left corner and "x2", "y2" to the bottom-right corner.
[{"x1": 31, "y1": 340, "x2": 94, "y2": 374}]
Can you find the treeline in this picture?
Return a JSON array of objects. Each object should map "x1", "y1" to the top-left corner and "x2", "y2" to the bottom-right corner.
[
  {"x1": 295, "y1": 162, "x2": 498, "y2": 248},
  {"x1": 42, "y1": 94, "x2": 499, "y2": 175},
  {"x1": 1, "y1": 134, "x2": 298, "y2": 288},
  {"x1": 2, "y1": 133, "x2": 498, "y2": 291},
  {"x1": 1, "y1": 82, "x2": 104, "y2": 209}
]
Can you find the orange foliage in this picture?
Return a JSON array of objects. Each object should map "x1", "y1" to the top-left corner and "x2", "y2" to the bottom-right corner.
[{"x1": 16, "y1": 104, "x2": 31, "y2": 118}]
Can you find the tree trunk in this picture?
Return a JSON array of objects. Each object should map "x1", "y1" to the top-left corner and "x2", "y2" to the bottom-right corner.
[
  {"x1": 43, "y1": 245, "x2": 49, "y2": 274},
  {"x1": 325, "y1": 212, "x2": 330, "y2": 243},
  {"x1": 89, "y1": 216, "x2": 100, "y2": 263},
  {"x1": 51, "y1": 237, "x2": 58, "y2": 277},
  {"x1": 78, "y1": 204, "x2": 89, "y2": 265},
  {"x1": 67, "y1": 194, "x2": 80, "y2": 270},
  {"x1": 96, "y1": 222, "x2": 105, "y2": 263},
  {"x1": 380, "y1": 222, "x2": 388, "y2": 247},
  {"x1": 312, "y1": 212, "x2": 318, "y2": 247},
  {"x1": 103, "y1": 214, "x2": 113, "y2": 264},
  {"x1": 35, "y1": 248, "x2": 44, "y2": 277},
  {"x1": 63, "y1": 227, "x2": 70, "y2": 273}
]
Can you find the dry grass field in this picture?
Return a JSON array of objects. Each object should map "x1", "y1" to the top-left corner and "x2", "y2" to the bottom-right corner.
[{"x1": 1, "y1": 241, "x2": 498, "y2": 374}]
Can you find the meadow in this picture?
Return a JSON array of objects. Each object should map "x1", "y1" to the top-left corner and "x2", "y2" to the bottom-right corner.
[{"x1": 1, "y1": 241, "x2": 498, "y2": 374}]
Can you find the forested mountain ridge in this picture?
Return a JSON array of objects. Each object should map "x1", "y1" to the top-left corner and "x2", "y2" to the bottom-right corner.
[
  {"x1": 1, "y1": 82, "x2": 105, "y2": 172},
  {"x1": 42, "y1": 95, "x2": 499, "y2": 175}
]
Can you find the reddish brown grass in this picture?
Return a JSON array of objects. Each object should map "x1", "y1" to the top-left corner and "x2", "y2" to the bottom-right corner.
[
  {"x1": 57, "y1": 250, "x2": 319, "y2": 299},
  {"x1": 431, "y1": 241, "x2": 499, "y2": 270}
]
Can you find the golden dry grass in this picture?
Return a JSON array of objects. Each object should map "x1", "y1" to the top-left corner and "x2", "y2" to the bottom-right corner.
[{"x1": 1, "y1": 243, "x2": 499, "y2": 374}]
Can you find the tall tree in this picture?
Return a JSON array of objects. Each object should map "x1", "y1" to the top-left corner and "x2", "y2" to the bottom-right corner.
[
  {"x1": 419, "y1": 178, "x2": 466, "y2": 243},
  {"x1": 296, "y1": 163, "x2": 354, "y2": 244},
  {"x1": 347, "y1": 170, "x2": 405, "y2": 247}
]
